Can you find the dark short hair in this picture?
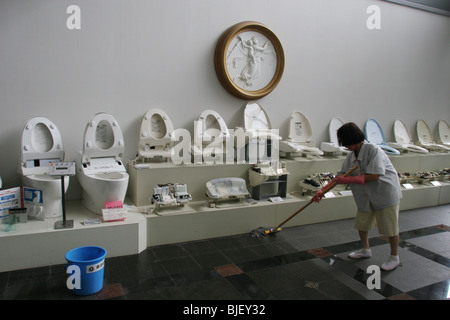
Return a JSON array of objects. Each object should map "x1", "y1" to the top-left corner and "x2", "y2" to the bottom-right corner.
[{"x1": 337, "y1": 122, "x2": 365, "y2": 147}]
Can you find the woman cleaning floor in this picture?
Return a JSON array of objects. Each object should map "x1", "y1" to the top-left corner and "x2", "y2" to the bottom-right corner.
[{"x1": 313, "y1": 122, "x2": 402, "y2": 271}]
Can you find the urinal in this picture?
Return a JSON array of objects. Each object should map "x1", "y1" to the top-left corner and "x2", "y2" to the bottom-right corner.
[
  {"x1": 387, "y1": 119, "x2": 428, "y2": 154},
  {"x1": 437, "y1": 120, "x2": 450, "y2": 146},
  {"x1": 364, "y1": 118, "x2": 400, "y2": 155},
  {"x1": 416, "y1": 119, "x2": 450, "y2": 152},
  {"x1": 320, "y1": 117, "x2": 350, "y2": 154},
  {"x1": 280, "y1": 112, "x2": 323, "y2": 157}
]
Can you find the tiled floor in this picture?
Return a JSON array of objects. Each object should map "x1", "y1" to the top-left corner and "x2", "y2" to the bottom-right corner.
[{"x1": 1, "y1": 204, "x2": 449, "y2": 300}]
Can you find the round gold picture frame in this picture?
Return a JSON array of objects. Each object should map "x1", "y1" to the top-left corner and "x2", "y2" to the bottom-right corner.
[{"x1": 214, "y1": 21, "x2": 285, "y2": 100}]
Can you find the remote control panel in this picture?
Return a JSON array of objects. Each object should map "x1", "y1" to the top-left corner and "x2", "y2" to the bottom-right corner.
[{"x1": 48, "y1": 161, "x2": 76, "y2": 176}]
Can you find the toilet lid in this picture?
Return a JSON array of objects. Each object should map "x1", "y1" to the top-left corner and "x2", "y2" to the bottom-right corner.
[
  {"x1": 288, "y1": 112, "x2": 312, "y2": 143},
  {"x1": 21, "y1": 117, "x2": 64, "y2": 163},
  {"x1": 81, "y1": 113, "x2": 124, "y2": 163},
  {"x1": 416, "y1": 119, "x2": 433, "y2": 144},
  {"x1": 244, "y1": 102, "x2": 272, "y2": 130},
  {"x1": 438, "y1": 120, "x2": 450, "y2": 143},
  {"x1": 329, "y1": 118, "x2": 344, "y2": 146},
  {"x1": 196, "y1": 109, "x2": 230, "y2": 141},
  {"x1": 139, "y1": 108, "x2": 174, "y2": 144},
  {"x1": 365, "y1": 118, "x2": 386, "y2": 145},
  {"x1": 393, "y1": 119, "x2": 412, "y2": 144}
]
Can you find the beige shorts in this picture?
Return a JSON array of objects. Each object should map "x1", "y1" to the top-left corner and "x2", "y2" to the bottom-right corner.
[{"x1": 354, "y1": 203, "x2": 399, "y2": 237}]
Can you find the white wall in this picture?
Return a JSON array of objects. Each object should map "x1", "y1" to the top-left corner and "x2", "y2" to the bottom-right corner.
[{"x1": 1, "y1": 0, "x2": 449, "y2": 199}]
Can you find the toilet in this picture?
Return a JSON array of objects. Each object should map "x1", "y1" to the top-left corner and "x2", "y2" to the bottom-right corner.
[
  {"x1": 320, "y1": 117, "x2": 350, "y2": 154},
  {"x1": 192, "y1": 109, "x2": 230, "y2": 163},
  {"x1": 76, "y1": 113, "x2": 129, "y2": 214},
  {"x1": 388, "y1": 119, "x2": 428, "y2": 154},
  {"x1": 364, "y1": 118, "x2": 400, "y2": 155},
  {"x1": 236, "y1": 102, "x2": 281, "y2": 163},
  {"x1": 437, "y1": 120, "x2": 450, "y2": 146},
  {"x1": 279, "y1": 111, "x2": 323, "y2": 157},
  {"x1": 19, "y1": 117, "x2": 69, "y2": 218},
  {"x1": 416, "y1": 119, "x2": 450, "y2": 152},
  {"x1": 138, "y1": 108, "x2": 175, "y2": 161}
]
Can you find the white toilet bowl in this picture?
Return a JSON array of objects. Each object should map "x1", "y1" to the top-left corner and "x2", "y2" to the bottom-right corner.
[
  {"x1": 77, "y1": 113, "x2": 129, "y2": 214},
  {"x1": 138, "y1": 108, "x2": 175, "y2": 161},
  {"x1": 19, "y1": 117, "x2": 69, "y2": 218}
]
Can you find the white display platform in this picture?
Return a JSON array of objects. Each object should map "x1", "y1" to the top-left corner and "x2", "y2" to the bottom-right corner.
[
  {"x1": 0, "y1": 199, "x2": 147, "y2": 272},
  {"x1": 1, "y1": 152, "x2": 449, "y2": 272}
]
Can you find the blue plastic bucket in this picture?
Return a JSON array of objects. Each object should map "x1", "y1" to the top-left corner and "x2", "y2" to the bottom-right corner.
[{"x1": 65, "y1": 246, "x2": 107, "y2": 296}]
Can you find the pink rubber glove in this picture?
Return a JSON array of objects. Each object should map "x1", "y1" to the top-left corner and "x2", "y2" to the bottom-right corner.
[
  {"x1": 312, "y1": 180, "x2": 334, "y2": 203},
  {"x1": 312, "y1": 189, "x2": 325, "y2": 203},
  {"x1": 334, "y1": 175, "x2": 365, "y2": 185}
]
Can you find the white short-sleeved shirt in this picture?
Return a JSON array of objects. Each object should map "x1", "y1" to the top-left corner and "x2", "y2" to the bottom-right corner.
[{"x1": 338, "y1": 141, "x2": 402, "y2": 212}]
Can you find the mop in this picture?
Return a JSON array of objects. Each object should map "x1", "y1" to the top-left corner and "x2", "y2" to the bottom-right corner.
[{"x1": 250, "y1": 165, "x2": 359, "y2": 238}]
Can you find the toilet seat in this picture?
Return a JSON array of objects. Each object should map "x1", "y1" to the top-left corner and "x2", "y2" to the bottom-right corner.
[
  {"x1": 20, "y1": 117, "x2": 65, "y2": 175},
  {"x1": 364, "y1": 118, "x2": 400, "y2": 155},
  {"x1": 388, "y1": 119, "x2": 428, "y2": 154},
  {"x1": 280, "y1": 112, "x2": 323, "y2": 157},
  {"x1": 243, "y1": 102, "x2": 281, "y2": 141},
  {"x1": 81, "y1": 113, "x2": 126, "y2": 173},
  {"x1": 416, "y1": 119, "x2": 450, "y2": 151},
  {"x1": 193, "y1": 110, "x2": 230, "y2": 159},
  {"x1": 138, "y1": 108, "x2": 175, "y2": 159},
  {"x1": 320, "y1": 118, "x2": 350, "y2": 153},
  {"x1": 195, "y1": 110, "x2": 230, "y2": 142},
  {"x1": 437, "y1": 120, "x2": 450, "y2": 146}
]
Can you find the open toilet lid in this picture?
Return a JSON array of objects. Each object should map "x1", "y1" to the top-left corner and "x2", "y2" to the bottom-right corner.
[
  {"x1": 288, "y1": 111, "x2": 312, "y2": 143},
  {"x1": 244, "y1": 102, "x2": 271, "y2": 130},
  {"x1": 82, "y1": 113, "x2": 124, "y2": 163},
  {"x1": 393, "y1": 119, "x2": 412, "y2": 144},
  {"x1": 139, "y1": 108, "x2": 174, "y2": 143},
  {"x1": 438, "y1": 120, "x2": 450, "y2": 143},
  {"x1": 21, "y1": 116, "x2": 64, "y2": 163},
  {"x1": 365, "y1": 118, "x2": 386, "y2": 145},
  {"x1": 416, "y1": 119, "x2": 433, "y2": 144},
  {"x1": 197, "y1": 109, "x2": 230, "y2": 139},
  {"x1": 329, "y1": 118, "x2": 344, "y2": 146}
]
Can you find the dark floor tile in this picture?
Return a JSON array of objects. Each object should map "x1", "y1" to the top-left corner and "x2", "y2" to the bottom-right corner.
[
  {"x1": 246, "y1": 265, "x2": 305, "y2": 296},
  {"x1": 182, "y1": 239, "x2": 218, "y2": 256},
  {"x1": 274, "y1": 250, "x2": 316, "y2": 265},
  {"x1": 181, "y1": 277, "x2": 243, "y2": 300},
  {"x1": 160, "y1": 256, "x2": 203, "y2": 276},
  {"x1": 170, "y1": 269, "x2": 221, "y2": 287},
  {"x1": 407, "y1": 279, "x2": 450, "y2": 300},
  {"x1": 151, "y1": 244, "x2": 189, "y2": 261},
  {"x1": 317, "y1": 279, "x2": 367, "y2": 300},
  {"x1": 238, "y1": 257, "x2": 281, "y2": 273},
  {"x1": 191, "y1": 251, "x2": 231, "y2": 269},
  {"x1": 225, "y1": 274, "x2": 271, "y2": 300}
]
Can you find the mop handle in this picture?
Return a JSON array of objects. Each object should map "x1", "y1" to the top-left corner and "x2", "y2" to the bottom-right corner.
[{"x1": 276, "y1": 165, "x2": 359, "y2": 229}]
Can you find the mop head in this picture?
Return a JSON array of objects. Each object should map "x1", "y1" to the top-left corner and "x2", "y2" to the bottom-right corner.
[{"x1": 250, "y1": 227, "x2": 282, "y2": 238}]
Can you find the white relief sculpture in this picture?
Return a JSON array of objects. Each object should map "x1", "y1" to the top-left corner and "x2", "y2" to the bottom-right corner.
[{"x1": 226, "y1": 32, "x2": 277, "y2": 90}]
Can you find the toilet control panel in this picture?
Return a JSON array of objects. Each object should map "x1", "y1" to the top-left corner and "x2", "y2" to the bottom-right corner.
[{"x1": 48, "y1": 161, "x2": 76, "y2": 176}]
